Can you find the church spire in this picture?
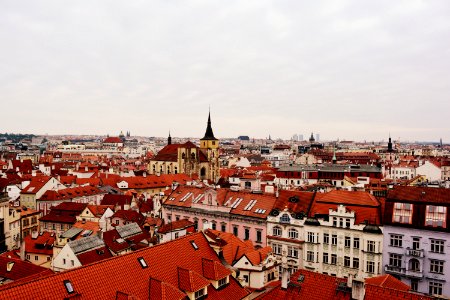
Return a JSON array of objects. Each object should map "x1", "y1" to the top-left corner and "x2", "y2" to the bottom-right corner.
[
  {"x1": 201, "y1": 110, "x2": 217, "y2": 140},
  {"x1": 168, "y1": 131, "x2": 172, "y2": 145}
]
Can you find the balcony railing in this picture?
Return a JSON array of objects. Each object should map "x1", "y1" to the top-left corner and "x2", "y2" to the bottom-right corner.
[
  {"x1": 405, "y1": 269, "x2": 423, "y2": 279},
  {"x1": 406, "y1": 248, "x2": 424, "y2": 258},
  {"x1": 384, "y1": 265, "x2": 405, "y2": 275}
]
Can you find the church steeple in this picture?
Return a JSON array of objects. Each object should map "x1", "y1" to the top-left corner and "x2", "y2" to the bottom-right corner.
[
  {"x1": 201, "y1": 110, "x2": 217, "y2": 141},
  {"x1": 168, "y1": 131, "x2": 172, "y2": 145},
  {"x1": 388, "y1": 133, "x2": 393, "y2": 152}
]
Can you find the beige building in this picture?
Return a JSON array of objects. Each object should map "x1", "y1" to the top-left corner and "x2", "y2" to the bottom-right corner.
[{"x1": 148, "y1": 112, "x2": 220, "y2": 182}]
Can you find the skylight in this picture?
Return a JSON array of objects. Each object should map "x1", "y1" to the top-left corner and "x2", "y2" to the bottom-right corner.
[
  {"x1": 63, "y1": 280, "x2": 74, "y2": 294},
  {"x1": 137, "y1": 257, "x2": 148, "y2": 268},
  {"x1": 190, "y1": 240, "x2": 199, "y2": 250}
]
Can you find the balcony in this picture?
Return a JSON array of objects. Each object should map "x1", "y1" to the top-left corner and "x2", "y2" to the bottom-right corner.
[
  {"x1": 405, "y1": 269, "x2": 423, "y2": 279},
  {"x1": 384, "y1": 265, "x2": 405, "y2": 275},
  {"x1": 406, "y1": 248, "x2": 424, "y2": 258}
]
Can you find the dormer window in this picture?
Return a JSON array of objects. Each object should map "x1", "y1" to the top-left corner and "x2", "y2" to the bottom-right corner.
[
  {"x1": 425, "y1": 206, "x2": 447, "y2": 228},
  {"x1": 280, "y1": 214, "x2": 290, "y2": 224},
  {"x1": 194, "y1": 288, "x2": 205, "y2": 299},
  {"x1": 393, "y1": 203, "x2": 413, "y2": 224},
  {"x1": 63, "y1": 280, "x2": 74, "y2": 294},
  {"x1": 218, "y1": 276, "x2": 228, "y2": 287}
]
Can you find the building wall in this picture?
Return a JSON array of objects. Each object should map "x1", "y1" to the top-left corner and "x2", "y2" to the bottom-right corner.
[{"x1": 383, "y1": 225, "x2": 450, "y2": 297}]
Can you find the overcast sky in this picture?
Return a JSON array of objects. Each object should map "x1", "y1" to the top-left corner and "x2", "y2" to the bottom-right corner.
[{"x1": 1, "y1": 0, "x2": 449, "y2": 142}]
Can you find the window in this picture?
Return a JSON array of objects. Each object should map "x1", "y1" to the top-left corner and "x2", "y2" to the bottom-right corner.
[
  {"x1": 194, "y1": 219, "x2": 198, "y2": 231},
  {"x1": 175, "y1": 232, "x2": 179, "y2": 239},
  {"x1": 195, "y1": 288, "x2": 205, "y2": 299},
  {"x1": 115, "y1": 219, "x2": 120, "y2": 225},
  {"x1": 392, "y1": 202, "x2": 413, "y2": 224},
  {"x1": 307, "y1": 251, "x2": 315, "y2": 262},
  {"x1": 344, "y1": 236, "x2": 351, "y2": 248},
  {"x1": 430, "y1": 239, "x2": 445, "y2": 254},
  {"x1": 63, "y1": 258, "x2": 66, "y2": 265},
  {"x1": 307, "y1": 232, "x2": 316, "y2": 243},
  {"x1": 389, "y1": 253, "x2": 402, "y2": 267},
  {"x1": 339, "y1": 218, "x2": 343, "y2": 227},
  {"x1": 366, "y1": 261, "x2": 375, "y2": 274},
  {"x1": 410, "y1": 279, "x2": 418, "y2": 292},
  {"x1": 71, "y1": 260, "x2": 74, "y2": 266},
  {"x1": 429, "y1": 281, "x2": 443, "y2": 296},
  {"x1": 323, "y1": 253, "x2": 329, "y2": 264},
  {"x1": 332, "y1": 217, "x2": 337, "y2": 227},
  {"x1": 218, "y1": 277, "x2": 227, "y2": 287},
  {"x1": 331, "y1": 235, "x2": 337, "y2": 246},
  {"x1": 367, "y1": 241, "x2": 375, "y2": 253},
  {"x1": 430, "y1": 260, "x2": 444, "y2": 274},
  {"x1": 211, "y1": 222, "x2": 216, "y2": 230},
  {"x1": 345, "y1": 219, "x2": 350, "y2": 228},
  {"x1": 280, "y1": 214, "x2": 290, "y2": 223},
  {"x1": 323, "y1": 233, "x2": 329, "y2": 244},
  {"x1": 344, "y1": 256, "x2": 350, "y2": 267},
  {"x1": 256, "y1": 230, "x2": 262, "y2": 243},
  {"x1": 410, "y1": 259, "x2": 420, "y2": 271},
  {"x1": 289, "y1": 228, "x2": 299, "y2": 239},
  {"x1": 273, "y1": 243, "x2": 282, "y2": 255},
  {"x1": 190, "y1": 241, "x2": 199, "y2": 250},
  {"x1": 244, "y1": 228, "x2": 250, "y2": 240},
  {"x1": 353, "y1": 258, "x2": 359, "y2": 269},
  {"x1": 175, "y1": 215, "x2": 180, "y2": 221},
  {"x1": 34, "y1": 256, "x2": 38, "y2": 261},
  {"x1": 288, "y1": 246, "x2": 298, "y2": 258},
  {"x1": 412, "y1": 237, "x2": 420, "y2": 250},
  {"x1": 353, "y1": 237, "x2": 360, "y2": 249},
  {"x1": 273, "y1": 226, "x2": 282, "y2": 237},
  {"x1": 137, "y1": 257, "x2": 148, "y2": 268},
  {"x1": 63, "y1": 280, "x2": 74, "y2": 294},
  {"x1": 390, "y1": 234, "x2": 403, "y2": 247},
  {"x1": 425, "y1": 206, "x2": 447, "y2": 228},
  {"x1": 26, "y1": 254, "x2": 30, "y2": 260},
  {"x1": 243, "y1": 275, "x2": 249, "y2": 282},
  {"x1": 331, "y1": 254, "x2": 337, "y2": 265}
]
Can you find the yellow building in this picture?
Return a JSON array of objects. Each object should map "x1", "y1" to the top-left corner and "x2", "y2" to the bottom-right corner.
[{"x1": 148, "y1": 112, "x2": 220, "y2": 182}]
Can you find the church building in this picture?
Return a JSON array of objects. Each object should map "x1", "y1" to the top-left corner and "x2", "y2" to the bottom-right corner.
[{"x1": 148, "y1": 112, "x2": 220, "y2": 182}]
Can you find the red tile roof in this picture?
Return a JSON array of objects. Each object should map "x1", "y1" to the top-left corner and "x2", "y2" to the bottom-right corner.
[
  {"x1": 365, "y1": 274, "x2": 410, "y2": 291},
  {"x1": 0, "y1": 232, "x2": 249, "y2": 300},
  {"x1": 20, "y1": 176, "x2": 52, "y2": 194},
  {"x1": 157, "y1": 219, "x2": 194, "y2": 234},
  {"x1": 39, "y1": 186, "x2": 103, "y2": 201},
  {"x1": 201, "y1": 258, "x2": 231, "y2": 281},
  {"x1": 103, "y1": 137, "x2": 123, "y2": 144},
  {"x1": 111, "y1": 210, "x2": 145, "y2": 225},
  {"x1": 255, "y1": 269, "x2": 351, "y2": 300},
  {"x1": 364, "y1": 285, "x2": 432, "y2": 300},
  {"x1": 177, "y1": 267, "x2": 210, "y2": 292},
  {"x1": 387, "y1": 186, "x2": 450, "y2": 204},
  {"x1": 76, "y1": 246, "x2": 112, "y2": 265},
  {"x1": 24, "y1": 232, "x2": 55, "y2": 256},
  {"x1": 0, "y1": 256, "x2": 52, "y2": 282}
]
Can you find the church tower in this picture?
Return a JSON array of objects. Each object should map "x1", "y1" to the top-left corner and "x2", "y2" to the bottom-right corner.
[
  {"x1": 200, "y1": 111, "x2": 220, "y2": 182},
  {"x1": 168, "y1": 131, "x2": 172, "y2": 145}
]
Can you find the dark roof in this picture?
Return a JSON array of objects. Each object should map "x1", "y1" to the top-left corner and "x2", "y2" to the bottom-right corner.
[
  {"x1": 387, "y1": 186, "x2": 450, "y2": 205},
  {"x1": 200, "y1": 112, "x2": 217, "y2": 141}
]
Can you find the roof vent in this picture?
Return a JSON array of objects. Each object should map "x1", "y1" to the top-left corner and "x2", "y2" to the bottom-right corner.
[
  {"x1": 190, "y1": 240, "x2": 199, "y2": 250},
  {"x1": 63, "y1": 280, "x2": 74, "y2": 294},
  {"x1": 137, "y1": 257, "x2": 148, "y2": 268}
]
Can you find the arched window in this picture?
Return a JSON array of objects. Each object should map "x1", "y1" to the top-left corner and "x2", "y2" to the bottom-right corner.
[
  {"x1": 409, "y1": 258, "x2": 420, "y2": 271},
  {"x1": 273, "y1": 226, "x2": 282, "y2": 236},
  {"x1": 280, "y1": 214, "x2": 290, "y2": 224},
  {"x1": 182, "y1": 152, "x2": 186, "y2": 159},
  {"x1": 288, "y1": 228, "x2": 298, "y2": 239},
  {"x1": 191, "y1": 152, "x2": 196, "y2": 160},
  {"x1": 200, "y1": 167, "x2": 206, "y2": 177}
]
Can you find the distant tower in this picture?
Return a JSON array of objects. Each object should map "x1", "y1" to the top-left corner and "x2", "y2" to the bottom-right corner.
[
  {"x1": 309, "y1": 132, "x2": 315, "y2": 143},
  {"x1": 316, "y1": 134, "x2": 320, "y2": 142},
  {"x1": 168, "y1": 131, "x2": 172, "y2": 145},
  {"x1": 388, "y1": 133, "x2": 393, "y2": 152},
  {"x1": 200, "y1": 110, "x2": 220, "y2": 182},
  {"x1": 440, "y1": 138, "x2": 443, "y2": 148},
  {"x1": 332, "y1": 144, "x2": 337, "y2": 164}
]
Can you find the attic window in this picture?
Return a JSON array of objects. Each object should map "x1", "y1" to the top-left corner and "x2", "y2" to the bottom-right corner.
[
  {"x1": 137, "y1": 257, "x2": 148, "y2": 268},
  {"x1": 190, "y1": 240, "x2": 199, "y2": 250},
  {"x1": 63, "y1": 280, "x2": 74, "y2": 294},
  {"x1": 297, "y1": 275, "x2": 305, "y2": 283}
]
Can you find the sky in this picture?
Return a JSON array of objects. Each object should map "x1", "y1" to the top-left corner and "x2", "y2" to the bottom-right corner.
[{"x1": 1, "y1": 0, "x2": 449, "y2": 142}]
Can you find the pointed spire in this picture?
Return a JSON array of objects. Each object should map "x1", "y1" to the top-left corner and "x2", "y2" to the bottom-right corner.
[
  {"x1": 168, "y1": 130, "x2": 172, "y2": 145},
  {"x1": 201, "y1": 110, "x2": 217, "y2": 140}
]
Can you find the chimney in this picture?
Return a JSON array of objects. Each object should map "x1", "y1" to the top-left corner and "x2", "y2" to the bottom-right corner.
[
  {"x1": 31, "y1": 231, "x2": 38, "y2": 239},
  {"x1": 347, "y1": 273, "x2": 353, "y2": 288},
  {"x1": 19, "y1": 239, "x2": 25, "y2": 261},
  {"x1": 6, "y1": 262, "x2": 14, "y2": 272},
  {"x1": 281, "y1": 266, "x2": 289, "y2": 289}
]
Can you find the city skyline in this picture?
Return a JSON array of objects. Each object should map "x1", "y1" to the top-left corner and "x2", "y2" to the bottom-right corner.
[{"x1": 1, "y1": 1, "x2": 450, "y2": 141}]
